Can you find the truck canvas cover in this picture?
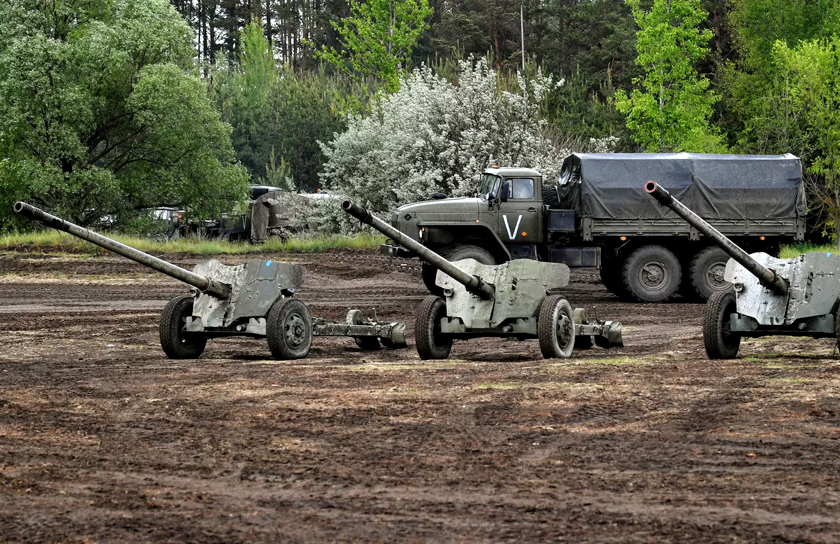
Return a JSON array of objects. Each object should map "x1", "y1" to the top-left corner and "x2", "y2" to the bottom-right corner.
[{"x1": 557, "y1": 153, "x2": 805, "y2": 220}]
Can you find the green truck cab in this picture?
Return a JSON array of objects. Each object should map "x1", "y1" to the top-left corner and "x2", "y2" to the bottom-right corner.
[{"x1": 382, "y1": 154, "x2": 806, "y2": 303}]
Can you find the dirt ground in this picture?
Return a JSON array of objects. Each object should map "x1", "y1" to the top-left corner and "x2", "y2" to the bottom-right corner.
[{"x1": 1, "y1": 249, "x2": 839, "y2": 543}]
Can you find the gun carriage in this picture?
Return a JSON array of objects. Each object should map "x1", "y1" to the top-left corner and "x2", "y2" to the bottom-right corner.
[
  {"x1": 342, "y1": 200, "x2": 623, "y2": 359},
  {"x1": 645, "y1": 182, "x2": 840, "y2": 359},
  {"x1": 14, "y1": 202, "x2": 406, "y2": 359}
]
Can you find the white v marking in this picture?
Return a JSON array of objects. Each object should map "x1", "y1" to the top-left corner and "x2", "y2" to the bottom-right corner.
[{"x1": 503, "y1": 215, "x2": 522, "y2": 240}]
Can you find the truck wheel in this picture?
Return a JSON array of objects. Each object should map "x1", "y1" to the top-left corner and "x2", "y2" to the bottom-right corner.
[
  {"x1": 538, "y1": 295, "x2": 575, "y2": 359},
  {"x1": 422, "y1": 245, "x2": 496, "y2": 296},
  {"x1": 621, "y1": 245, "x2": 682, "y2": 302},
  {"x1": 347, "y1": 309, "x2": 380, "y2": 350},
  {"x1": 599, "y1": 263, "x2": 627, "y2": 298},
  {"x1": 690, "y1": 247, "x2": 731, "y2": 301},
  {"x1": 421, "y1": 263, "x2": 443, "y2": 296},
  {"x1": 160, "y1": 295, "x2": 206, "y2": 359},
  {"x1": 267, "y1": 298, "x2": 312, "y2": 360},
  {"x1": 703, "y1": 290, "x2": 740, "y2": 359},
  {"x1": 415, "y1": 296, "x2": 452, "y2": 360}
]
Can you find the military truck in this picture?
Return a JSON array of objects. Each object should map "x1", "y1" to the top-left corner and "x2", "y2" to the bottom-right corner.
[{"x1": 381, "y1": 153, "x2": 806, "y2": 303}]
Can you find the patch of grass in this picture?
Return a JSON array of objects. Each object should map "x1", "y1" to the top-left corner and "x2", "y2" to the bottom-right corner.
[
  {"x1": 762, "y1": 363, "x2": 824, "y2": 370},
  {"x1": 473, "y1": 382, "x2": 521, "y2": 390},
  {"x1": 780, "y1": 243, "x2": 838, "y2": 259},
  {"x1": 0, "y1": 230, "x2": 385, "y2": 255},
  {"x1": 548, "y1": 356, "x2": 656, "y2": 367}
]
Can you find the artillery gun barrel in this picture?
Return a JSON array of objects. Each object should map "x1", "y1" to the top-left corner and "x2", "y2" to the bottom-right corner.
[
  {"x1": 13, "y1": 201, "x2": 231, "y2": 298},
  {"x1": 342, "y1": 200, "x2": 495, "y2": 300},
  {"x1": 644, "y1": 182, "x2": 789, "y2": 295}
]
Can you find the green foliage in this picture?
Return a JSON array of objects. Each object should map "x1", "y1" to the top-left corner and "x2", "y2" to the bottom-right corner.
[
  {"x1": 774, "y1": 37, "x2": 840, "y2": 245},
  {"x1": 314, "y1": 0, "x2": 433, "y2": 92},
  {"x1": 212, "y1": 24, "x2": 369, "y2": 192},
  {"x1": 0, "y1": 0, "x2": 249, "y2": 229},
  {"x1": 721, "y1": 0, "x2": 840, "y2": 153},
  {"x1": 614, "y1": 0, "x2": 725, "y2": 152}
]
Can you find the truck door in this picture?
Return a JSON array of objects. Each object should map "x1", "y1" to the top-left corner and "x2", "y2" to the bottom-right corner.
[{"x1": 498, "y1": 177, "x2": 544, "y2": 249}]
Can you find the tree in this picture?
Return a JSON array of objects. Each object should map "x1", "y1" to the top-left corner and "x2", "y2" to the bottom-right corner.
[
  {"x1": 212, "y1": 22, "x2": 361, "y2": 192},
  {"x1": 0, "y1": 0, "x2": 248, "y2": 228},
  {"x1": 320, "y1": 58, "x2": 568, "y2": 219},
  {"x1": 212, "y1": 20, "x2": 277, "y2": 178},
  {"x1": 614, "y1": 0, "x2": 724, "y2": 152},
  {"x1": 720, "y1": 0, "x2": 840, "y2": 153},
  {"x1": 774, "y1": 37, "x2": 840, "y2": 244},
  {"x1": 315, "y1": 0, "x2": 433, "y2": 92}
]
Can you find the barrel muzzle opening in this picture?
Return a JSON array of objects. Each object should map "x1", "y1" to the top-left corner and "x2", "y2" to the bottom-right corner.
[{"x1": 644, "y1": 181, "x2": 658, "y2": 194}]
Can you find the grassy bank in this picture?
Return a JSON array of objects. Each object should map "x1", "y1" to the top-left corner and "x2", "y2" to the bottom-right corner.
[
  {"x1": 0, "y1": 230, "x2": 385, "y2": 255},
  {"x1": 780, "y1": 243, "x2": 838, "y2": 259},
  {"x1": 2, "y1": 230, "x2": 834, "y2": 259}
]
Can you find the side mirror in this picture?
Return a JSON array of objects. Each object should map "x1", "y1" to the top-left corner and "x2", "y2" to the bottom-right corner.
[{"x1": 500, "y1": 181, "x2": 511, "y2": 202}]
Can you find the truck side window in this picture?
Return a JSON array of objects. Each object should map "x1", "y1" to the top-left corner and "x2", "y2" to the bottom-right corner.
[{"x1": 509, "y1": 178, "x2": 534, "y2": 199}]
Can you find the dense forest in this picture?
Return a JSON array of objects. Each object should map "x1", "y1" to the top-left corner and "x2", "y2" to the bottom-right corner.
[{"x1": 1, "y1": 0, "x2": 839, "y2": 238}]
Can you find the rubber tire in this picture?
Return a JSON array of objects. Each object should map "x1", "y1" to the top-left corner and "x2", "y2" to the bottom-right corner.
[
  {"x1": 159, "y1": 295, "x2": 207, "y2": 359},
  {"x1": 543, "y1": 184, "x2": 561, "y2": 209},
  {"x1": 703, "y1": 290, "x2": 741, "y2": 359},
  {"x1": 347, "y1": 309, "x2": 381, "y2": 350},
  {"x1": 690, "y1": 246, "x2": 731, "y2": 302},
  {"x1": 415, "y1": 296, "x2": 452, "y2": 360},
  {"x1": 621, "y1": 245, "x2": 682, "y2": 303},
  {"x1": 422, "y1": 245, "x2": 496, "y2": 296},
  {"x1": 538, "y1": 295, "x2": 575, "y2": 359},
  {"x1": 599, "y1": 262, "x2": 627, "y2": 298},
  {"x1": 266, "y1": 298, "x2": 312, "y2": 360}
]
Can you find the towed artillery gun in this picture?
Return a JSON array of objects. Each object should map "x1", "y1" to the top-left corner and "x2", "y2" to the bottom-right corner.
[
  {"x1": 14, "y1": 202, "x2": 406, "y2": 359},
  {"x1": 645, "y1": 182, "x2": 840, "y2": 359},
  {"x1": 342, "y1": 200, "x2": 623, "y2": 359}
]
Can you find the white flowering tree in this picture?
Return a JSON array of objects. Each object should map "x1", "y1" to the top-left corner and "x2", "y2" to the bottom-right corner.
[{"x1": 319, "y1": 58, "x2": 569, "y2": 221}]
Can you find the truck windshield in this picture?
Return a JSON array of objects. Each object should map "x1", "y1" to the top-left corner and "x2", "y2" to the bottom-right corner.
[{"x1": 478, "y1": 174, "x2": 500, "y2": 199}]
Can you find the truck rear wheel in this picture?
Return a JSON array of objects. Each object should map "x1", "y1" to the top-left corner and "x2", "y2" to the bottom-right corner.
[
  {"x1": 689, "y1": 247, "x2": 731, "y2": 301},
  {"x1": 599, "y1": 263, "x2": 627, "y2": 298},
  {"x1": 621, "y1": 245, "x2": 681, "y2": 302},
  {"x1": 422, "y1": 245, "x2": 496, "y2": 295},
  {"x1": 415, "y1": 296, "x2": 452, "y2": 360}
]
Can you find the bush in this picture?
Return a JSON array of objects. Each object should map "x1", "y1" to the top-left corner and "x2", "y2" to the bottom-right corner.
[{"x1": 318, "y1": 57, "x2": 571, "y2": 227}]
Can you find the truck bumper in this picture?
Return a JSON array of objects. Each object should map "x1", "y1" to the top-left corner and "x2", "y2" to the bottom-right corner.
[{"x1": 380, "y1": 242, "x2": 414, "y2": 259}]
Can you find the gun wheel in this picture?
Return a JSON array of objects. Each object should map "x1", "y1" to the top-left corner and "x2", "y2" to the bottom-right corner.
[
  {"x1": 415, "y1": 296, "x2": 452, "y2": 360},
  {"x1": 159, "y1": 295, "x2": 206, "y2": 359},
  {"x1": 703, "y1": 290, "x2": 740, "y2": 359},
  {"x1": 347, "y1": 309, "x2": 381, "y2": 350},
  {"x1": 267, "y1": 298, "x2": 312, "y2": 360},
  {"x1": 538, "y1": 295, "x2": 575, "y2": 359}
]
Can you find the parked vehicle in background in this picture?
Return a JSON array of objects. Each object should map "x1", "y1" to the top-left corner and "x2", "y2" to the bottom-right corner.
[
  {"x1": 381, "y1": 153, "x2": 806, "y2": 302},
  {"x1": 169, "y1": 185, "x2": 340, "y2": 242}
]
